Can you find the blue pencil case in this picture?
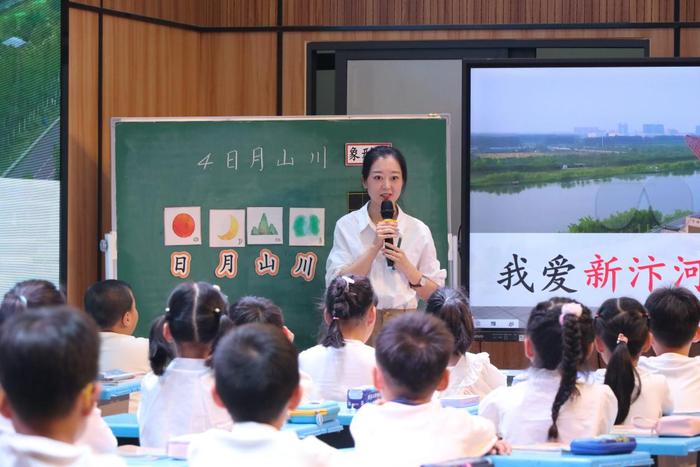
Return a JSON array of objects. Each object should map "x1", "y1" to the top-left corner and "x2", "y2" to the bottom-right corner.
[
  {"x1": 569, "y1": 436, "x2": 636, "y2": 455},
  {"x1": 288, "y1": 401, "x2": 340, "y2": 425}
]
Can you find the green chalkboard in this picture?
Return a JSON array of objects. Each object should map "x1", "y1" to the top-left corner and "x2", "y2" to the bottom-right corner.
[{"x1": 112, "y1": 116, "x2": 449, "y2": 349}]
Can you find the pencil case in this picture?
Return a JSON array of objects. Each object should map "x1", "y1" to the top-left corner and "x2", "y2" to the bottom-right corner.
[
  {"x1": 347, "y1": 385, "x2": 381, "y2": 409},
  {"x1": 288, "y1": 401, "x2": 340, "y2": 425},
  {"x1": 569, "y1": 435, "x2": 636, "y2": 455}
]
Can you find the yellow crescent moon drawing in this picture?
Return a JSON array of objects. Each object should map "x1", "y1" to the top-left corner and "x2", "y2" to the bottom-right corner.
[{"x1": 217, "y1": 216, "x2": 239, "y2": 241}]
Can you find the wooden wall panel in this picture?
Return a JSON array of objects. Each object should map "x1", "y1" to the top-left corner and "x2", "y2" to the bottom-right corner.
[
  {"x1": 680, "y1": 0, "x2": 700, "y2": 21},
  {"x1": 204, "y1": 32, "x2": 277, "y2": 116},
  {"x1": 100, "y1": 16, "x2": 206, "y2": 235},
  {"x1": 282, "y1": 28, "x2": 674, "y2": 115},
  {"x1": 102, "y1": 0, "x2": 277, "y2": 27},
  {"x1": 680, "y1": 28, "x2": 700, "y2": 56},
  {"x1": 67, "y1": 9, "x2": 99, "y2": 306},
  {"x1": 282, "y1": 0, "x2": 674, "y2": 26}
]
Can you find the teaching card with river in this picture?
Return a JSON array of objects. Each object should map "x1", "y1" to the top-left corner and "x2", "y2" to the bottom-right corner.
[
  {"x1": 247, "y1": 207, "x2": 283, "y2": 245},
  {"x1": 289, "y1": 208, "x2": 325, "y2": 246}
]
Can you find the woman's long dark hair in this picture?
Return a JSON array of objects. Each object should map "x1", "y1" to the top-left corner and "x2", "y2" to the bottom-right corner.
[
  {"x1": 527, "y1": 297, "x2": 594, "y2": 441},
  {"x1": 595, "y1": 297, "x2": 648, "y2": 424}
]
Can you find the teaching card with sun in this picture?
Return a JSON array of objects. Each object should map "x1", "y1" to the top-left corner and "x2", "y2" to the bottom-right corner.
[
  {"x1": 289, "y1": 208, "x2": 325, "y2": 246},
  {"x1": 164, "y1": 207, "x2": 202, "y2": 245},
  {"x1": 209, "y1": 209, "x2": 245, "y2": 247}
]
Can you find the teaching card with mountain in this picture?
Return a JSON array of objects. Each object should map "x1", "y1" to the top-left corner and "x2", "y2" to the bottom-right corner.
[{"x1": 246, "y1": 207, "x2": 283, "y2": 245}]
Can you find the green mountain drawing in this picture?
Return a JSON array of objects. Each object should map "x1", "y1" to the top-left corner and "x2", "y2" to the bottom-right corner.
[{"x1": 251, "y1": 213, "x2": 279, "y2": 235}]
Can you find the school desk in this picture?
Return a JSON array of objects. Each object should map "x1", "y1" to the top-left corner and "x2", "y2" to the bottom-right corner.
[
  {"x1": 487, "y1": 450, "x2": 653, "y2": 466},
  {"x1": 99, "y1": 378, "x2": 141, "y2": 415},
  {"x1": 104, "y1": 412, "x2": 344, "y2": 443},
  {"x1": 632, "y1": 435, "x2": 700, "y2": 456}
]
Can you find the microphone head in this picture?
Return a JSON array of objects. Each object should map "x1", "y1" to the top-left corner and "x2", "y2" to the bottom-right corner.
[{"x1": 380, "y1": 200, "x2": 395, "y2": 220}]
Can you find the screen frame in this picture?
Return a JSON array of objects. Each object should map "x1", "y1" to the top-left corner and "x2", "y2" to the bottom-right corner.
[{"x1": 464, "y1": 57, "x2": 700, "y2": 340}]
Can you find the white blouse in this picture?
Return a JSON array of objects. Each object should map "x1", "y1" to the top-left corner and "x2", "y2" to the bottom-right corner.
[
  {"x1": 325, "y1": 203, "x2": 446, "y2": 310},
  {"x1": 299, "y1": 340, "x2": 375, "y2": 401},
  {"x1": 438, "y1": 352, "x2": 506, "y2": 398},
  {"x1": 138, "y1": 358, "x2": 233, "y2": 448},
  {"x1": 479, "y1": 368, "x2": 618, "y2": 445}
]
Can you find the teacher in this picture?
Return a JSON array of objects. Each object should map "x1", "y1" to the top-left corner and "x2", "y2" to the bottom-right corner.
[{"x1": 325, "y1": 146, "x2": 446, "y2": 341}]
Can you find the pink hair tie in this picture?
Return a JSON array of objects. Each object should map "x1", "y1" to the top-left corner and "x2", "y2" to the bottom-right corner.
[
  {"x1": 616, "y1": 333, "x2": 629, "y2": 345},
  {"x1": 559, "y1": 302, "x2": 583, "y2": 326}
]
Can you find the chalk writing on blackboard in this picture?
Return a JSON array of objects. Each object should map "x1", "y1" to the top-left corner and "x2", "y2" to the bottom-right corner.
[
  {"x1": 251, "y1": 147, "x2": 264, "y2": 172},
  {"x1": 310, "y1": 146, "x2": 327, "y2": 169},
  {"x1": 198, "y1": 153, "x2": 213, "y2": 170},
  {"x1": 277, "y1": 149, "x2": 295, "y2": 167},
  {"x1": 226, "y1": 150, "x2": 238, "y2": 170}
]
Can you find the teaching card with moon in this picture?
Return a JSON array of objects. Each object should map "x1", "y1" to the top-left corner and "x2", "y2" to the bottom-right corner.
[
  {"x1": 164, "y1": 207, "x2": 201, "y2": 245},
  {"x1": 209, "y1": 209, "x2": 245, "y2": 247},
  {"x1": 289, "y1": 208, "x2": 325, "y2": 246}
]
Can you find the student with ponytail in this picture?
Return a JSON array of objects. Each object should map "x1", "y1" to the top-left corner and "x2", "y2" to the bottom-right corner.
[
  {"x1": 426, "y1": 288, "x2": 505, "y2": 397},
  {"x1": 138, "y1": 282, "x2": 233, "y2": 448},
  {"x1": 594, "y1": 297, "x2": 673, "y2": 424},
  {"x1": 480, "y1": 298, "x2": 617, "y2": 444},
  {"x1": 299, "y1": 274, "x2": 377, "y2": 401}
]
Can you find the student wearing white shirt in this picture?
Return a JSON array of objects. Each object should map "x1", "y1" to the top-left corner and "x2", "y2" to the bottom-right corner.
[
  {"x1": 188, "y1": 323, "x2": 337, "y2": 467},
  {"x1": 138, "y1": 282, "x2": 233, "y2": 449},
  {"x1": 351, "y1": 313, "x2": 507, "y2": 467},
  {"x1": 84, "y1": 279, "x2": 150, "y2": 374},
  {"x1": 325, "y1": 146, "x2": 446, "y2": 341},
  {"x1": 299, "y1": 275, "x2": 377, "y2": 401},
  {"x1": 480, "y1": 298, "x2": 617, "y2": 445},
  {"x1": 0, "y1": 307, "x2": 125, "y2": 466},
  {"x1": 0, "y1": 279, "x2": 118, "y2": 454},
  {"x1": 593, "y1": 297, "x2": 673, "y2": 424},
  {"x1": 426, "y1": 288, "x2": 506, "y2": 398},
  {"x1": 638, "y1": 286, "x2": 700, "y2": 413}
]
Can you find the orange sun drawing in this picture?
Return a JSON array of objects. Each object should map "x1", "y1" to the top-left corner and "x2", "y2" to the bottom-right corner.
[{"x1": 172, "y1": 213, "x2": 195, "y2": 238}]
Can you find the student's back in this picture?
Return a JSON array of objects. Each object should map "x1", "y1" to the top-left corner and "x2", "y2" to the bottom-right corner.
[
  {"x1": 0, "y1": 307, "x2": 125, "y2": 467},
  {"x1": 426, "y1": 288, "x2": 505, "y2": 398},
  {"x1": 84, "y1": 280, "x2": 149, "y2": 374},
  {"x1": 593, "y1": 297, "x2": 673, "y2": 424},
  {"x1": 479, "y1": 299, "x2": 617, "y2": 445},
  {"x1": 0, "y1": 280, "x2": 117, "y2": 455},
  {"x1": 188, "y1": 324, "x2": 336, "y2": 467},
  {"x1": 637, "y1": 287, "x2": 700, "y2": 413},
  {"x1": 299, "y1": 275, "x2": 377, "y2": 401},
  {"x1": 351, "y1": 313, "x2": 499, "y2": 466},
  {"x1": 138, "y1": 282, "x2": 232, "y2": 448}
]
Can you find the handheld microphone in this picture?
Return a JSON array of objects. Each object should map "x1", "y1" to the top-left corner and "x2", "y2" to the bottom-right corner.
[{"x1": 380, "y1": 200, "x2": 396, "y2": 268}]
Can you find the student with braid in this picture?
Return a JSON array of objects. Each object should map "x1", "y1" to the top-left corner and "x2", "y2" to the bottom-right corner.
[
  {"x1": 138, "y1": 282, "x2": 234, "y2": 448},
  {"x1": 426, "y1": 287, "x2": 505, "y2": 397},
  {"x1": 299, "y1": 274, "x2": 377, "y2": 401},
  {"x1": 480, "y1": 298, "x2": 617, "y2": 444},
  {"x1": 593, "y1": 297, "x2": 673, "y2": 424}
]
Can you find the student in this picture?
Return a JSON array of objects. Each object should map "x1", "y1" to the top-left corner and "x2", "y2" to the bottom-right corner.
[
  {"x1": 299, "y1": 274, "x2": 377, "y2": 401},
  {"x1": 479, "y1": 298, "x2": 617, "y2": 445},
  {"x1": 228, "y1": 295, "x2": 314, "y2": 401},
  {"x1": 638, "y1": 286, "x2": 700, "y2": 413},
  {"x1": 0, "y1": 279, "x2": 117, "y2": 454},
  {"x1": 426, "y1": 287, "x2": 506, "y2": 398},
  {"x1": 138, "y1": 281, "x2": 233, "y2": 449},
  {"x1": 84, "y1": 279, "x2": 150, "y2": 374},
  {"x1": 0, "y1": 307, "x2": 125, "y2": 466},
  {"x1": 350, "y1": 312, "x2": 503, "y2": 466},
  {"x1": 593, "y1": 297, "x2": 673, "y2": 424},
  {"x1": 188, "y1": 323, "x2": 336, "y2": 466}
]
